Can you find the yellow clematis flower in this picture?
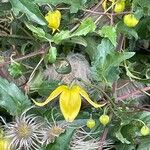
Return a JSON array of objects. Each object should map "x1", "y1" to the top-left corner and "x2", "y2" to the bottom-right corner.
[
  {"x1": 45, "y1": 10, "x2": 61, "y2": 34},
  {"x1": 33, "y1": 85, "x2": 105, "y2": 122},
  {"x1": 0, "y1": 138, "x2": 10, "y2": 150}
]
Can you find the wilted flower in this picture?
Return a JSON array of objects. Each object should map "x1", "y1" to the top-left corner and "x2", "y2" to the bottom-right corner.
[
  {"x1": 44, "y1": 53, "x2": 91, "y2": 86},
  {"x1": 70, "y1": 128, "x2": 114, "y2": 150},
  {"x1": 4, "y1": 112, "x2": 43, "y2": 150},
  {"x1": 41, "y1": 120, "x2": 66, "y2": 146},
  {"x1": 45, "y1": 10, "x2": 61, "y2": 33},
  {"x1": 33, "y1": 85, "x2": 105, "y2": 122}
]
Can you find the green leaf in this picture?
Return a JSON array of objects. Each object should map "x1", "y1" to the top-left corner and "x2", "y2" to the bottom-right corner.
[
  {"x1": 34, "y1": 0, "x2": 87, "y2": 13},
  {"x1": 139, "y1": 111, "x2": 150, "y2": 124},
  {"x1": 52, "y1": 30, "x2": 71, "y2": 44},
  {"x1": 72, "y1": 18, "x2": 96, "y2": 37},
  {"x1": 137, "y1": 136, "x2": 150, "y2": 150},
  {"x1": 93, "y1": 39, "x2": 114, "y2": 63},
  {"x1": 26, "y1": 23, "x2": 45, "y2": 37},
  {"x1": 0, "y1": 2, "x2": 12, "y2": 11},
  {"x1": 46, "y1": 128, "x2": 75, "y2": 150},
  {"x1": 133, "y1": 0, "x2": 150, "y2": 9},
  {"x1": 65, "y1": 37, "x2": 87, "y2": 47},
  {"x1": 8, "y1": 61, "x2": 24, "y2": 78},
  {"x1": 37, "y1": 80, "x2": 59, "y2": 97},
  {"x1": 91, "y1": 39, "x2": 135, "y2": 85},
  {"x1": 69, "y1": 0, "x2": 87, "y2": 13},
  {"x1": 132, "y1": 0, "x2": 150, "y2": 16},
  {"x1": 117, "y1": 22, "x2": 138, "y2": 40},
  {"x1": 98, "y1": 25, "x2": 117, "y2": 46},
  {"x1": 85, "y1": 36, "x2": 101, "y2": 61},
  {"x1": 52, "y1": 30, "x2": 87, "y2": 47},
  {"x1": 136, "y1": 17, "x2": 150, "y2": 40},
  {"x1": 10, "y1": 0, "x2": 46, "y2": 25},
  {"x1": 115, "y1": 144, "x2": 135, "y2": 150},
  {"x1": 45, "y1": 47, "x2": 57, "y2": 64},
  {"x1": 29, "y1": 70, "x2": 44, "y2": 92},
  {"x1": 115, "y1": 130, "x2": 131, "y2": 144},
  {"x1": 28, "y1": 71, "x2": 59, "y2": 96},
  {"x1": 25, "y1": 23, "x2": 50, "y2": 41},
  {"x1": 0, "y1": 77, "x2": 31, "y2": 116}
]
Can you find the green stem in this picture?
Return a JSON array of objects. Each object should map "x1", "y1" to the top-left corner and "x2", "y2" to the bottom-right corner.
[
  {"x1": 0, "y1": 34, "x2": 32, "y2": 40},
  {"x1": 27, "y1": 57, "x2": 44, "y2": 84},
  {"x1": 103, "y1": 105, "x2": 109, "y2": 115},
  {"x1": 77, "y1": 78, "x2": 116, "y2": 108},
  {"x1": 134, "y1": 119, "x2": 146, "y2": 126}
]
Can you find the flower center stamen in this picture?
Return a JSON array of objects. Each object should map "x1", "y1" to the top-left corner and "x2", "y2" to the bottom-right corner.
[{"x1": 16, "y1": 122, "x2": 32, "y2": 139}]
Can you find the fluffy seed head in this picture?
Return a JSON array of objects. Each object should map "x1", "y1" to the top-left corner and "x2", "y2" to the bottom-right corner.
[
  {"x1": 70, "y1": 128, "x2": 113, "y2": 150},
  {"x1": 41, "y1": 121, "x2": 66, "y2": 146},
  {"x1": 4, "y1": 112, "x2": 43, "y2": 150}
]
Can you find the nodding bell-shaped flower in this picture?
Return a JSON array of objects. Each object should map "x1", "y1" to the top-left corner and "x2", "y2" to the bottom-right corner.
[
  {"x1": 33, "y1": 85, "x2": 105, "y2": 122},
  {"x1": 45, "y1": 10, "x2": 61, "y2": 33}
]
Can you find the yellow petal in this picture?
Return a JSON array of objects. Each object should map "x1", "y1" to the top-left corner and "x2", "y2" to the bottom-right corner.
[
  {"x1": 0, "y1": 138, "x2": 10, "y2": 150},
  {"x1": 45, "y1": 10, "x2": 61, "y2": 33},
  {"x1": 45, "y1": 12, "x2": 51, "y2": 21},
  {"x1": 79, "y1": 86, "x2": 106, "y2": 108},
  {"x1": 32, "y1": 85, "x2": 67, "y2": 107},
  {"x1": 54, "y1": 10, "x2": 61, "y2": 19},
  {"x1": 59, "y1": 86, "x2": 81, "y2": 122},
  {"x1": 102, "y1": 0, "x2": 107, "y2": 11}
]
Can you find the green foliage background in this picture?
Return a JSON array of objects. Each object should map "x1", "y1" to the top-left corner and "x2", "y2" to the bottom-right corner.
[{"x1": 0, "y1": 0, "x2": 150, "y2": 149}]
